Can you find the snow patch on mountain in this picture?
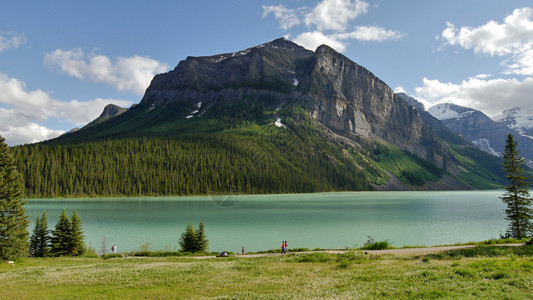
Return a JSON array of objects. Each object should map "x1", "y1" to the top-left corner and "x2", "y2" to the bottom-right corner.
[
  {"x1": 472, "y1": 138, "x2": 500, "y2": 157},
  {"x1": 493, "y1": 106, "x2": 533, "y2": 139},
  {"x1": 427, "y1": 103, "x2": 475, "y2": 120},
  {"x1": 293, "y1": 78, "x2": 299, "y2": 86},
  {"x1": 274, "y1": 118, "x2": 286, "y2": 128},
  {"x1": 185, "y1": 102, "x2": 203, "y2": 119}
]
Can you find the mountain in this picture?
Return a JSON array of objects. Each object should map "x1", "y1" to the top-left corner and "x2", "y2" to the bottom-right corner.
[
  {"x1": 427, "y1": 103, "x2": 533, "y2": 168},
  {"x1": 493, "y1": 106, "x2": 533, "y2": 139},
  {"x1": 398, "y1": 93, "x2": 506, "y2": 187},
  {"x1": 12, "y1": 38, "x2": 506, "y2": 197},
  {"x1": 83, "y1": 104, "x2": 128, "y2": 129}
]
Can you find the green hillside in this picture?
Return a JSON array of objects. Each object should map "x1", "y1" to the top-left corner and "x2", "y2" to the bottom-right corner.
[
  {"x1": 13, "y1": 102, "x2": 507, "y2": 198},
  {"x1": 13, "y1": 107, "x2": 373, "y2": 198}
]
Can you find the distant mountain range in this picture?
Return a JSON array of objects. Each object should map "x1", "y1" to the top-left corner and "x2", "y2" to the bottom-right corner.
[
  {"x1": 426, "y1": 103, "x2": 533, "y2": 168},
  {"x1": 12, "y1": 38, "x2": 510, "y2": 198}
]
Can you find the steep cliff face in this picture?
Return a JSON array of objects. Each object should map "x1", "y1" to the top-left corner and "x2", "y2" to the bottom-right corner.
[
  {"x1": 140, "y1": 38, "x2": 457, "y2": 174},
  {"x1": 302, "y1": 45, "x2": 453, "y2": 173}
]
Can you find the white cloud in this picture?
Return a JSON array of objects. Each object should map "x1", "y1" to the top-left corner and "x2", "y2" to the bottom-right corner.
[
  {"x1": 44, "y1": 49, "x2": 170, "y2": 95},
  {"x1": 294, "y1": 31, "x2": 347, "y2": 52},
  {"x1": 414, "y1": 76, "x2": 533, "y2": 116},
  {"x1": 262, "y1": 5, "x2": 303, "y2": 30},
  {"x1": 0, "y1": 73, "x2": 133, "y2": 145},
  {"x1": 0, "y1": 122, "x2": 64, "y2": 146},
  {"x1": 335, "y1": 26, "x2": 404, "y2": 42},
  {"x1": 441, "y1": 7, "x2": 533, "y2": 75},
  {"x1": 294, "y1": 26, "x2": 404, "y2": 53},
  {"x1": 394, "y1": 86, "x2": 406, "y2": 94},
  {"x1": 0, "y1": 32, "x2": 27, "y2": 53},
  {"x1": 264, "y1": 0, "x2": 402, "y2": 53},
  {"x1": 305, "y1": 0, "x2": 369, "y2": 32}
]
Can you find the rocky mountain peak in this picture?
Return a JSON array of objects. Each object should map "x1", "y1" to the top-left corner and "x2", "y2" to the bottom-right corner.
[
  {"x1": 428, "y1": 103, "x2": 479, "y2": 120},
  {"x1": 99, "y1": 104, "x2": 127, "y2": 118}
]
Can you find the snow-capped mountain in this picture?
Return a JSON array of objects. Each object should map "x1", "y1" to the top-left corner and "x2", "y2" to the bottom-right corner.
[
  {"x1": 428, "y1": 103, "x2": 533, "y2": 168},
  {"x1": 493, "y1": 106, "x2": 533, "y2": 139},
  {"x1": 427, "y1": 103, "x2": 477, "y2": 121}
]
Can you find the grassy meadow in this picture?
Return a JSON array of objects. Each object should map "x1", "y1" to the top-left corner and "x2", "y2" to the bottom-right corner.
[{"x1": 1, "y1": 245, "x2": 532, "y2": 299}]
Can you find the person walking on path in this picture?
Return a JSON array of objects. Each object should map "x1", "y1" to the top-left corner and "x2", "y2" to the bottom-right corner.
[
  {"x1": 281, "y1": 241, "x2": 286, "y2": 254},
  {"x1": 242, "y1": 247, "x2": 245, "y2": 255}
]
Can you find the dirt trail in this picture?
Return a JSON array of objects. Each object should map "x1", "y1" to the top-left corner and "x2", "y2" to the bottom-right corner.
[{"x1": 191, "y1": 244, "x2": 525, "y2": 259}]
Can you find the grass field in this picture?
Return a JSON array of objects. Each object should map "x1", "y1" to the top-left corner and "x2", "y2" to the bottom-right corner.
[{"x1": 1, "y1": 245, "x2": 532, "y2": 299}]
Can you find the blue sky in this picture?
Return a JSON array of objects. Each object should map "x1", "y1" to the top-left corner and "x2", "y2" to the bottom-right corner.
[{"x1": 1, "y1": 0, "x2": 532, "y2": 145}]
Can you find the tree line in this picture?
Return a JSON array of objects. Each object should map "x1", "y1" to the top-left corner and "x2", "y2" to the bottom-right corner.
[
  {"x1": 2, "y1": 132, "x2": 532, "y2": 261},
  {"x1": 12, "y1": 134, "x2": 369, "y2": 198}
]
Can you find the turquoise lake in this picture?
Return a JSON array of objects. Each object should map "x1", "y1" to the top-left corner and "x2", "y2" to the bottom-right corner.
[{"x1": 26, "y1": 191, "x2": 509, "y2": 253}]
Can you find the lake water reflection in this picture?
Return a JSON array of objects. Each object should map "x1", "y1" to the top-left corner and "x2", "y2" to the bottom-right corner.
[{"x1": 26, "y1": 191, "x2": 508, "y2": 252}]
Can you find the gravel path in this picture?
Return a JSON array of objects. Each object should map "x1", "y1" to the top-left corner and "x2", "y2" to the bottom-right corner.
[{"x1": 191, "y1": 244, "x2": 525, "y2": 259}]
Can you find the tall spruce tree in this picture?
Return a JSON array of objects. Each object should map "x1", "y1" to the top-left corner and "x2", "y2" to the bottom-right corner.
[
  {"x1": 0, "y1": 135, "x2": 29, "y2": 260},
  {"x1": 30, "y1": 211, "x2": 50, "y2": 257},
  {"x1": 500, "y1": 134, "x2": 533, "y2": 239},
  {"x1": 69, "y1": 210, "x2": 85, "y2": 256},
  {"x1": 195, "y1": 221, "x2": 208, "y2": 252},
  {"x1": 50, "y1": 210, "x2": 72, "y2": 256},
  {"x1": 179, "y1": 223, "x2": 197, "y2": 252}
]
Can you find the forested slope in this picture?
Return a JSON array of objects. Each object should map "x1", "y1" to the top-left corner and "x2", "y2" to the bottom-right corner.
[{"x1": 13, "y1": 119, "x2": 370, "y2": 198}]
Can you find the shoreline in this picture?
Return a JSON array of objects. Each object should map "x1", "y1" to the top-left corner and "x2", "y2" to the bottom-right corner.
[{"x1": 182, "y1": 243, "x2": 526, "y2": 259}]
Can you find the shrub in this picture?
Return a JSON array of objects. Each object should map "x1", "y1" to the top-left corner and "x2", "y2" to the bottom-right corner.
[
  {"x1": 360, "y1": 236, "x2": 391, "y2": 250},
  {"x1": 101, "y1": 253, "x2": 123, "y2": 259}
]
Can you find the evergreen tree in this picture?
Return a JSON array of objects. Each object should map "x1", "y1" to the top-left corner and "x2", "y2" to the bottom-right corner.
[
  {"x1": 29, "y1": 215, "x2": 40, "y2": 257},
  {"x1": 69, "y1": 210, "x2": 85, "y2": 256},
  {"x1": 500, "y1": 134, "x2": 533, "y2": 239},
  {"x1": 29, "y1": 211, "x2": 50, "y2": 257},
  {"x1": 50, "y1": 210, "x2": 72, "y2": 256},
  {"x1": 0, "y1": 135, "x2": 29, "y2": 260},
  {"x1": 179, "y1": 223, "x2": 197, "y2": 252},
  {"x1": 195, "y1": 221, "x2": 209, "y2": 252}
]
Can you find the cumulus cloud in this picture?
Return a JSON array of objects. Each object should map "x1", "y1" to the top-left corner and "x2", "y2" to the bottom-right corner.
[
  {"x1": 294, "y1": 31, "x2": 348, "y2": 52},
  {"x1": 441, "y1": 7, "x2": 533, "y2": 75},
  {"x1": 414, "y1": 76, "x2": 533, "y2": 116},
  {"x1": 0, "y1": 73, "x2": 133, "y2": 145},
  {"x1": 0, "y1": 122, "x2": 64, "y2": 146},
  {"x1": 394, "y1": 86, "x2": 406, "y2": 94},
  {"x1": 294, "y1": 26, "x2": 404, "y2": 52},
  {"x1": 418, "y1": 7, "x2": 533, "y2": 116},
  {"x1": 263, "y1": 0, "x2": 402, "y2": 53},
  {"x1": 305, "y1": 0, "x2": 369, "y2": 31},
  {"x1": 44, "y1": 49, "x2": 170, "y2": 95},
  {"x1": 262, "y1": 5, "x2": 303, "y2": 30},
  {"x1": 0, "y1": 32, "x2": 27, "y2": 53}
]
